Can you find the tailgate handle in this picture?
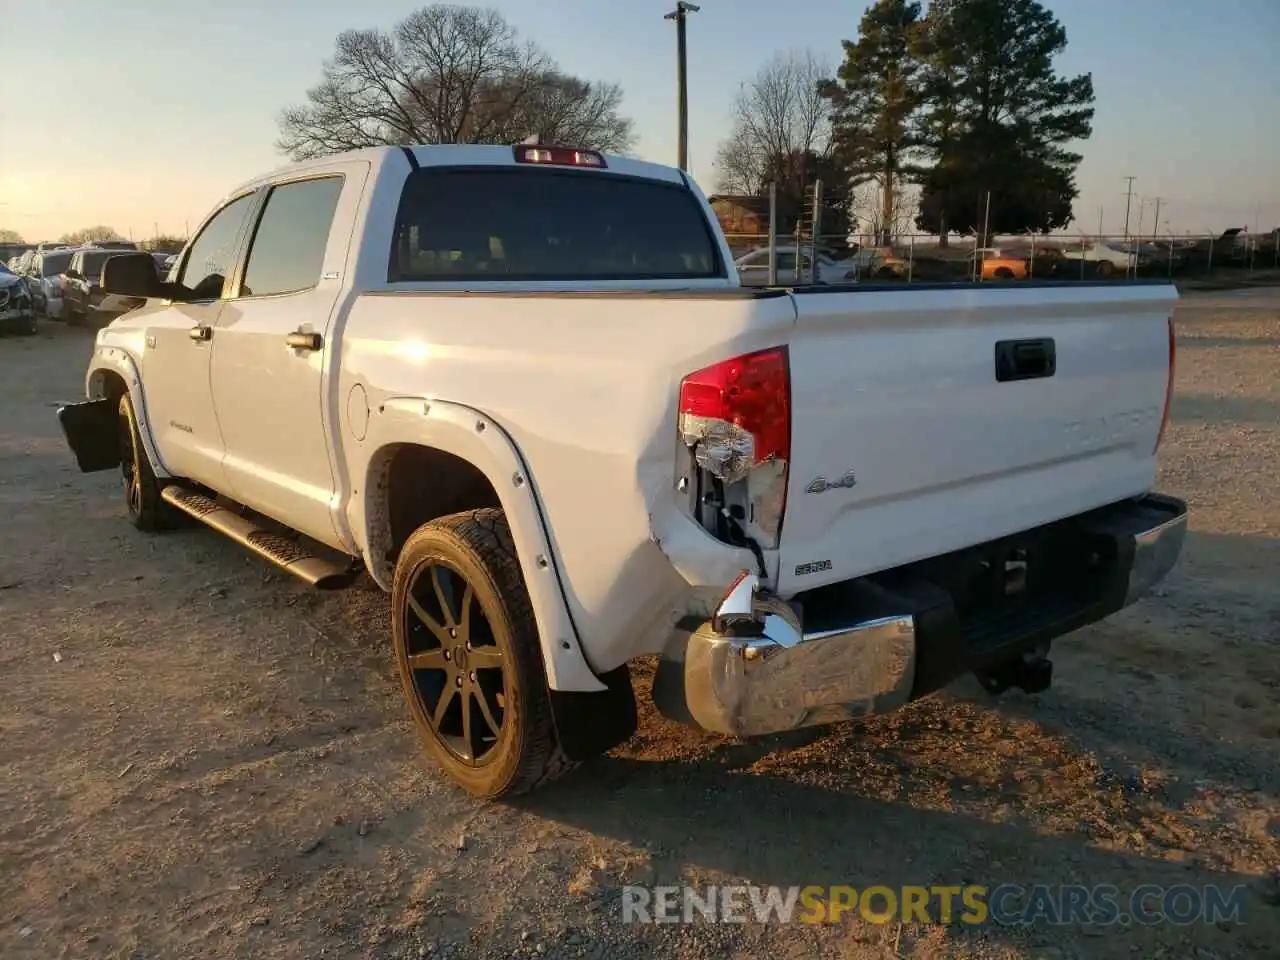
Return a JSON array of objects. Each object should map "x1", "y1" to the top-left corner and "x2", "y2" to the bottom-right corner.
[{"x1": 995, "y1": 338, "x2": 1056, "y2": 382}]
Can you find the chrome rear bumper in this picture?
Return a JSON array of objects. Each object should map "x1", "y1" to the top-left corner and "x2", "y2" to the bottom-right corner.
[{"x1": 654, "y1": 493, "x2": 1188, "y2": 738}]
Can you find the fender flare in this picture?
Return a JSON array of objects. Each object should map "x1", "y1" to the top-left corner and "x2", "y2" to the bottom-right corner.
[
  {"x1": 85, "y1": 344, "x2": 171, "y2": 478},
  {"x1": 354, "y1": 397, "x2": 607, "y2": 694}
]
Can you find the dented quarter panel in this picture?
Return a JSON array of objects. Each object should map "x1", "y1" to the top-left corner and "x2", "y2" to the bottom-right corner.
[{"x1": 336, "y1": 291, "x2": 799, "y2": 681}]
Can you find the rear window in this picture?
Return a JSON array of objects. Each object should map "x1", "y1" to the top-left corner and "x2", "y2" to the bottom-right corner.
[
  {"x1": 388, "y1": 168, "x2": 722, "y2": 282},
  {"x1": 43, "y1": 254, "x2": 71, "y2": 276},
  {"x1": 80, "y1": 252, "x2": 114, "y2": 277}
]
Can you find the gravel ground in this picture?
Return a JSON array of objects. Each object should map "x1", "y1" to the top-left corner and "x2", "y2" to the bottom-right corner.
[{"x1": 1, "y1": 290, "x2": 1278, "y2": 960}]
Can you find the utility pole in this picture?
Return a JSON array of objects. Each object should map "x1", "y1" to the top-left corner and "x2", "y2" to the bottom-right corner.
[
  {"x1": 1150, "y1": 197, "x2": 1166, "y2": 239},
  {"x1": 664, "y1": 2, "x2": 699, "y2": 172},
  {"x1": 1121, "y1": 176, "x2": 1137, "y2": 243}
]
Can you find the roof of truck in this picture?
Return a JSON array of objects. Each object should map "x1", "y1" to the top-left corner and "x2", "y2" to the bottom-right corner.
[{"x1": 228, "y1": 144, "x2": 688, "y2": 203}]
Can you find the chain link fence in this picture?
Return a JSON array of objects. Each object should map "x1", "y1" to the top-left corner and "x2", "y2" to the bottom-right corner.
[
  {"x1": 724, "y1": 228, "x2": 1280, "y2": 286},
  {"x1": 716, "y1": 183, "x2": 1280, "y2": 286}
]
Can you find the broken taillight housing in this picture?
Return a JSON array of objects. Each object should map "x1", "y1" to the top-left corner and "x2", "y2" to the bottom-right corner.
[
  {"x1": 678, "y1": 347, "x2": 791, "y2": 546},
  {"x1": 1154, "y1": 316, "x2": 1176, "y2": 453}
]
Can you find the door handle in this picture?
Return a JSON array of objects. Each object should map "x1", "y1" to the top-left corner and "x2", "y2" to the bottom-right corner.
[
  {"x1": 994, "y1": 338, "x2": 1056, "y2": 382},
  {"x1": 188, "y1": 324, "x2": 212, "y2": 342},
  {"x1": 285, "y1": 331, "x2": 323, "y2": 351}
]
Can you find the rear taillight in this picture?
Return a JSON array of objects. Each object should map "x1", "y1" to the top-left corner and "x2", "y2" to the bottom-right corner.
[
  {"x1": 678, "y1": 347, "x2": 791, "y2": 547},
  {"x1": 679, "y1": 347, "x2": 790, "y2": 481},
  {"x1": 1154, "y1": 317, "x2": 1176, "y2": 453}
]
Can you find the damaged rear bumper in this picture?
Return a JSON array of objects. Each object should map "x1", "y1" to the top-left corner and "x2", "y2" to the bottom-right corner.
[{"x1": 653, "y1": 492, "x2": 1188, "y2": 738}]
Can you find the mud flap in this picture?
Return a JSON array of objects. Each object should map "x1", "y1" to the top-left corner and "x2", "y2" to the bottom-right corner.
[
  {"x1": 547, "y1": 662, "x2": 638, "y2": 761},
  {"x1": 57, "y1": 398, "x2": 120, "y2": 472}
]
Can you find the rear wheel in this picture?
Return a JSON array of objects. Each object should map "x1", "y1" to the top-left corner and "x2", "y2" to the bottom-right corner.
[
  {"x1": 994, "y1": 267, "x2": 1015, "y2": 279},
  {"x1": 876, "y1": 265, "x2": 897, "y2": 279},
  {"x1": 1096, "y1": 260, "x2": 1114, "y2": 277},
  {"x1": 392, "y1": 509, "x2": 573, "y2": 799}
]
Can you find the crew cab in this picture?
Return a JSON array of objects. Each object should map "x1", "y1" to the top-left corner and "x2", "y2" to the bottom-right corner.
[{"x1": 57, "y1": 143, "x2": 1186, "y2": 799}]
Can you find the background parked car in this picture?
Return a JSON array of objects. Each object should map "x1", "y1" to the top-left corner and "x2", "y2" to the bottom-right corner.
[
  {"x1": 972, "y1": 245, "x2": 1073, "y2": 280},
  {"x1": 61, "y1": 248, "x2": 142, "y2": 325},
  {"x1": 847, "y1": 244, "x2": 911, "y2": 279},
  {"x1": 0, "y1": 261, "x2": 38, "y2": 335},
  {"x1": 22, "y1": 248, "x2": 78, "y2": 319},
  {"x1": 734, "y1": 244, "x2": 856, "y2": 284},
  {"x1": 150, "y1": 250, "x2": 180, "y2": 278},
  {"x1": 1061, "y1": 238, "x2": 1146, "y2": 276}
]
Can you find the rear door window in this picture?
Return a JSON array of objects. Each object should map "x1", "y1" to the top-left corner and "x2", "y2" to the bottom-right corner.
[
  {"x1": 240, "y1": 176, "x2": 345, "y2": 297},
  {"x1": 389, "y1": 168, "x2": 723, "y2": 282}
]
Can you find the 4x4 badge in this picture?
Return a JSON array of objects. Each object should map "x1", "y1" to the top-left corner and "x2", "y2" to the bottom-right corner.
[{"x1": 805, "y1": 470, "x2": 857, "y2": 494}]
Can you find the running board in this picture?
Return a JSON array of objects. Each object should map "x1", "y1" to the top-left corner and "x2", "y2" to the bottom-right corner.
[{"x1": 160, "y1": 486, "x2": 358, "y2": 589}]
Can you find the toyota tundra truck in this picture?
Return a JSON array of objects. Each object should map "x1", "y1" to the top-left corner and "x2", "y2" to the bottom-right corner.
[{"x1": 56, "y1": 143, "x2": 1186, "y2": 799}]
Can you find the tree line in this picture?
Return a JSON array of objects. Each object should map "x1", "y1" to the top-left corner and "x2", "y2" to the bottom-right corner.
[
  {"x1": 0, "y1": 226, "x2": 187, "y2": 251},
  {"x1": 721, "y1": 0, "x2": 1094, "y2": 245},
  {"x1": 8, "y1": 2, "x2": 1090, "y2": 250}
]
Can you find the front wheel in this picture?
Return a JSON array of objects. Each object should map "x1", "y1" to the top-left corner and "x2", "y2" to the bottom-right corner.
[
  {"x1": 1096, "y1": 260, "x2": 1114, "y2": 277},
  {"x1": 118, "y1": 393, "x2": 176, "y2": 532},
  {"x1": 392, "y1": 509, "x2": 573, "y2": 799}
]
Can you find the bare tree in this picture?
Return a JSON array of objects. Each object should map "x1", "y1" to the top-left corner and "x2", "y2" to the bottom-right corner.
[
  {"x1": 58, "y1": 225, "x2": 124, "y2": 245},
  {"x1": 714, "y1": 50, "x2": 834, "y2": 207},
  {"x1": 277, "y1": 5, "x2": 634, "y2": 160},
  {"x1": 849, "y1": 178, "x2": 920, "y2": 244}
]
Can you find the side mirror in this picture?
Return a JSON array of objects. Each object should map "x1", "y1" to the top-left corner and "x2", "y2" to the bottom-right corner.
[{"x1": 101, "y1": 252, "x2": 164, "y2": 299}]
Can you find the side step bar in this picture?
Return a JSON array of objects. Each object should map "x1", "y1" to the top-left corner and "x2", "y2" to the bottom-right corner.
[{"x1": 160, "y1": 486, "x2": 359, "y2": 590}]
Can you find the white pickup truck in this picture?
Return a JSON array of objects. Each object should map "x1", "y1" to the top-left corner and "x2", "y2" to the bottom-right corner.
[{"x1": 58, "y1": 143, "x2": 1187, "y2": 799}]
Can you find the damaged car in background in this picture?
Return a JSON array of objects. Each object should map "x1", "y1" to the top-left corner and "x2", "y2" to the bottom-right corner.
[{"x1": 0, "y1": 261, "x2": 37, "y2": 335}]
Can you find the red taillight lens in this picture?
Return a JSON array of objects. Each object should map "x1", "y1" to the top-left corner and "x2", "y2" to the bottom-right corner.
[
  {"x1": 678, "y1": 347, "x2": 791, "y2": 547},
  {"x1": 1154, "y1": 317, "x2": 1176, "y2": 453},
  {"x1": 679, "y1": 346, "x2": 791, "y2": 475}
]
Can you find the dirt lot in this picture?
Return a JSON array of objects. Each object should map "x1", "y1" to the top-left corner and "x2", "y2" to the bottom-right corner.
[{"x1": 2, "y1": 291, "x2": 1278, "y2": 960}]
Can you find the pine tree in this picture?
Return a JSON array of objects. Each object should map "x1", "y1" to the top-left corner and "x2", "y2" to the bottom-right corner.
[
  {"x1": 914, "y1": 0, "x2": 1094, "y2": 239},
  {"x1": 823, "y1": 0, "x2": 923, "y2": 245}
]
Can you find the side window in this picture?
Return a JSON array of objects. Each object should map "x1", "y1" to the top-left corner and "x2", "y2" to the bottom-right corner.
[
  {"x1": 240, "y1": 177, "x2": 344, "y2": 298},
  {"x1": 738, "y1": 251, "x2": 766, "y2": 268},
  {"x1": 178, "y1": 193, "x2": 256, "y2": 300},
  {"x1": 777, "y1": 252, "x2": 797, "y2": 271}
]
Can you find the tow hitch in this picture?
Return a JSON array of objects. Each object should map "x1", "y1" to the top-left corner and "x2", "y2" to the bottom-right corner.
[{"x1": 974, "y1": 648, "x2": 1054, "y2": 696}]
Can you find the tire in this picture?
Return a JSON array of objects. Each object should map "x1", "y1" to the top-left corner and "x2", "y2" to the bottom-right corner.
[
  {"x1": 392, "y1": 508, "x2": 572, "y2": 799},
  {"x1": 1096, "y1": 260, "x2": 1114, "y2": 277},
  {"x1": 994, "y1": 267, "x2": 1015, "y2": 280},
  {"x1": 118, "y1": 393, "x2": 175, "y2": 532},
  {"x1": 876, "y1": 266, "x2": 897, "y2": 279}
]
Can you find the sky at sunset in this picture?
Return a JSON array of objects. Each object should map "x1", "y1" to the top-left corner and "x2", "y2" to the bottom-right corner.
[{"x1": 1, "y1": 0, "x2": 1276, "y2": 242}]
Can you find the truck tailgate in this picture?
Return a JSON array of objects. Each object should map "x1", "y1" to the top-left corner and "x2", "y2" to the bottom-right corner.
[{"x1": 776, "y1": 283, "x2": 1177, "y2": 597}]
